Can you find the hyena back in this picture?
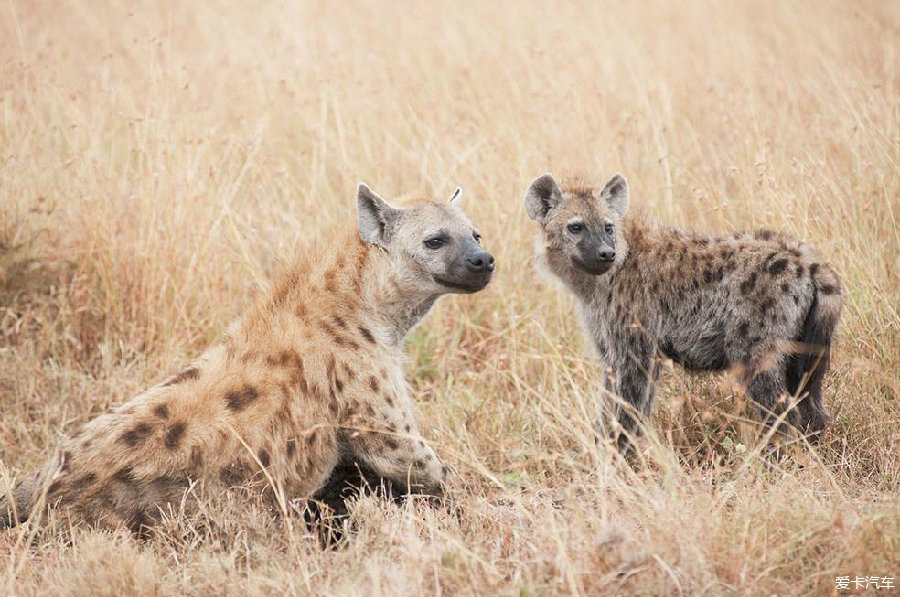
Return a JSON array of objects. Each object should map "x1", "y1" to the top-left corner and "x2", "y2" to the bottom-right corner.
[
  {"x1": 1, "y1": 183, "x2": 494, "y2": 531},
  {"x1": 524, "y1": 173, "x2": 842, "y2": 445}
]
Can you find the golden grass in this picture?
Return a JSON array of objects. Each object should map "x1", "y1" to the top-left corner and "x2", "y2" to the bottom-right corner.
[{"x1": 2, "y1": 0, "x2": 899, "y2": 594}]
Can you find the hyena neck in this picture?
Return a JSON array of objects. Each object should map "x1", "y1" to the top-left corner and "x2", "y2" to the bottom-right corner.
[
  {"x1": 264, "y1": 230, "x2": 439, "y2": 348},
  {"x1": 366, "y1": 261, "x2": 440, "y2": 345}
]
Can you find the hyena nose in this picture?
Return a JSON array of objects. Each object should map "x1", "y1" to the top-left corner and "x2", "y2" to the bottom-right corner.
[
  {"x1": 466, "y1": 252, "x2": 495, "y2": 273},
  {"x1": 599, "y1": 250, "x2": 616, "y2": 262}
]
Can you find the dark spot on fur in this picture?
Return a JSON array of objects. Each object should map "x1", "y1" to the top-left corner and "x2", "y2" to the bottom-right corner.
[
  {"x1": 70, "y1": 473, "x2": 97, "y2": 492},
  {"x1": 768, "y1": 258, "x2": 789, "y2": 275},
  {"x1": 368, "y1": 376, "x2": 380, "y2": 392},
  {"x1": 113, "y1": 466, "x2": 135, "y2": 482},
  {"x1": 359, "y1": 326, "x2": 376, "y2": 344},
  {"x1": 819, "y1": 284, "x2": 839, "y2": 295},
  {"x1": 810, "y1": 263, "x2": 820, "y2": 276},
  {"x1": 120, "y1": 423, "x2": 154, "y2": 447},
  {"x1": 385, "y1": 394, "x2": 394, "y2": 407},
  {"x1": 756, "y1": 230, "x2": 775, "y2": 241},
  {"x1": 258, "y1": 449, "x2": 270, "y2": 467},
  {"x1": 189, "y1": 447, "x2": 203, "y2": 470},
  {"x1": 163, "y1": 367, "x2": 199, "y2": 387},
  {"x1": 385, "y1": 438, "x2": 399, "y2": 450},
  {"x1": 286, "y1": 438, "x2": 296, "y2": 458},
  {"x1": 333, "y1": 316, "x2": 347, "y2": 329},
  {"x1": 164, "y1": 422, "x2": 187, "y2": 449},
  {"x1": 404, "y1": 424, "x2": 411, "y2": 433},
  {"x1": 335, "y1": 378, "x2": 345, "y2": 393},
  {"x1": 47, "y1": 481, "x2": 62, "y2": 495},
  {"x1": 781, "y1": 283, "x2": 790, "y2": 292},
  {"x1": 760, "y1": 297, "x2": 775, "y2": 314},
  {"x1": 703, "y1": 270, "x2": 713, "y2": 284},
  {"x1": 740, "y1": 273, "x2": 757, "y2": 295},
  {"x1": 220, "y1": 463, "x2": 250, "y2": 486},
  {"x1": 226, "y1": 386, "x2": 259, "y2": 411},
  {"x1": 153, "y1": 404, "x2": 169, "y2": 419},
  {"x1": 737, "y1": 322, "x2": 749, "y2": 338},
  {"x1": 60, "y1": 451, "x2": 71, "y2": 472},
  {"x1": 796, "y1": 265, "x2": 805, "y2": 278}
]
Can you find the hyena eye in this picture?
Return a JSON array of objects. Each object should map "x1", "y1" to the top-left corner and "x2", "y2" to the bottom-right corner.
[
  {"x1": 604, "y1": 223, "x2": 614, "y2": 234},
  {"x1": 473, "y1": 231, "x2": 482, "y2": 243},
  {"x1": 567, "y1": 223, "x2": 585, "y2": 234},
  {"x1": 424, "y1": 237, "x2": 445, "y2": 249}
]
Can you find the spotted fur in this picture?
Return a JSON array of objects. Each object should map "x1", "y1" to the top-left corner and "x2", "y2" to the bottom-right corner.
[
  {"x1": 1, "y1": 184, "x2": 493, "y2": 531},
  {"x1": 525, "y1": 173, "x2": 842, "y2": 446}
]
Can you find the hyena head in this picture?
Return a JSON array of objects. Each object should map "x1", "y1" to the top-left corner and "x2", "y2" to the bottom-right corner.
[
  {"x1": 357, "y1": 183, "x2": 495, "y2": 293},
  {"x1": 524, "y1": 173, "x2": 629, "y2": 276}
]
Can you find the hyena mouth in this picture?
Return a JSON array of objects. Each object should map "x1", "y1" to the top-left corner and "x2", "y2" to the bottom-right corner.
[
  {"x1": 433, "y1": 274, "x2": 492, "y2": 293},
  {"x1": 571, "y1": 256, "x2": 614, "y2": 276}
]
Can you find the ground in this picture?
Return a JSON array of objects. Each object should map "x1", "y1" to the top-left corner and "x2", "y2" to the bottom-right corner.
[{"x1": 1, "y1": 1, "x2": 899, "y2": 595}]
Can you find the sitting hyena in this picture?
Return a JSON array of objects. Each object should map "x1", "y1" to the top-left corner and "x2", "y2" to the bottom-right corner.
[
  {"x1": 524, "y1": 172, "x2": 842, "y2": 446},
  {"x1": 1, "y1": 183, "x2": 494, "y2": 531}
]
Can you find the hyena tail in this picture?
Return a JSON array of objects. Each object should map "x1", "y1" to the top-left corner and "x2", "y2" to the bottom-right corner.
[{"x1": 787, "y1": 265, "x2": 843, "y2": 438}]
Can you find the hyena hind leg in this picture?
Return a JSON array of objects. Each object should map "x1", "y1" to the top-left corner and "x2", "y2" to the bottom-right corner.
[
  {"x1": 786, "y1": 347, "x2": 831, "y2": 440},
  {"x1": 745, "y1": 365, "x2": 796, "y2": 433}
]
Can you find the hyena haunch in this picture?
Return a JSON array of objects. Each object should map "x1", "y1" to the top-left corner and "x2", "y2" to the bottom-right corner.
[
  {"x1": 524, "y1": 172, "x2": 842, "y2": 446},
  {"x1": 1, "y1": 183, "x2": 494, "y2": 532}
]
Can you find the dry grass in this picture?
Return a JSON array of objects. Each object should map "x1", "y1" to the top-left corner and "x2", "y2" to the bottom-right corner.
[{"x1": 2, "y1": 0, "x2": 899, "y2": 595}]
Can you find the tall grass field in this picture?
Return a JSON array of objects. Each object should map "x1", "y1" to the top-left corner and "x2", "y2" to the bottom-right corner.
[{"x1": 1, "y1": 1, "x2": 899, "y2": 595}]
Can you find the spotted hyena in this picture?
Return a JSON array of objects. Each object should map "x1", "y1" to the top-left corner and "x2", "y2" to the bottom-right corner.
[
  {"x1": 524, "y1": 172, "x2": 842, "y2": 447},
  {"x1": 1, "y1": 183, "x2": 494, "y2": 531}
]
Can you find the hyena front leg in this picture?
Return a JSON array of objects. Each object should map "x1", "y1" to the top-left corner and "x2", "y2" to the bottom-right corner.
[
  {"x1": 340, "y1": 410, "x2": 447, "y2": 498},
  {"x1": 611, "y1": 337, "x2": 658, "y2": 447}
]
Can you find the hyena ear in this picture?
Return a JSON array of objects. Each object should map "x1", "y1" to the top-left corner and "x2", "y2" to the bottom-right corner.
[
  {"x1": 357, "y1": 183, "x2": 399, "y2": 247},
  {"x1": 448, "y1": 187, "x2": 463, "y2": 207},
  {"x1": 523, "y1": 173, "x2": 563, "y2": 223},
  {"x1": 596, "y1": 173, "x2": 629, "y2": 217}
]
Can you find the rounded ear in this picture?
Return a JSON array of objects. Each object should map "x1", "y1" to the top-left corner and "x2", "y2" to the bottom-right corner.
[
  {"x1": 523, "y1": 173, "x2": 563, "y2": 222},
  {"x1": 448, "y1": 187, "x2": 463, "y2": 207},
  {"x1": 597, "y1": 173, "x2": 628, "y2": 217},
  {"x1": 357, "y1": 183, "x2": 398, "y2": 247}
]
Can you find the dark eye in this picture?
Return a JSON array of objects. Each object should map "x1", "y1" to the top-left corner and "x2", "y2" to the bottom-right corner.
[
  {"x1": 567, "y1": 223, "x2": 584, "y2": 234},
  {"x1": 424, "y1": 238, "x2": 445, "y2": 249},
  {"x1": 605, "y1": 223, "x2": 614, "y2": 234},
  {"x1": 473, "y1": 231, "x2": 482, "y2": 243}
]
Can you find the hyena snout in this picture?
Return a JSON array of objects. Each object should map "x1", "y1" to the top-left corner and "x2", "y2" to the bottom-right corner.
[
  {"x1": 574, "y1": 233, "x2": 616, "y2": 275},
  {"x1": 436, "y1": 240, "x2": 495, "y2": 293},
  {"x1": 465, "y1": 250, "x2": 495, "y2": 273}
]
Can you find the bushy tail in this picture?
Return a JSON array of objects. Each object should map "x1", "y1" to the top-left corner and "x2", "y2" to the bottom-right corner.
[{"x1": 787, "y1": 263, "x2": 843, "y2": 437}]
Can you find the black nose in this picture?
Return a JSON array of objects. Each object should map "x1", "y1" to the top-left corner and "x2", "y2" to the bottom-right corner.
[
  {"x1": 599, "y1": 250, "x2": 616, "y2": 262},
  {"x1": 466, "y1": 252, "x2": 495, "y2": 273}
]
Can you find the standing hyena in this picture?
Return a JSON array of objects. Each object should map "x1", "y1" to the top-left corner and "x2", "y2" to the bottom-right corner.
[
  {"x1": 524, "y1": 172, "x2": 842, "y2": 446},
  {"x1": 1, "y1": 183, "x2": 494, "y2": 531}
]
